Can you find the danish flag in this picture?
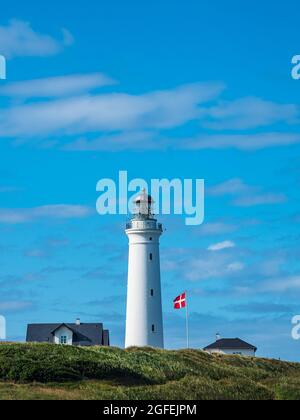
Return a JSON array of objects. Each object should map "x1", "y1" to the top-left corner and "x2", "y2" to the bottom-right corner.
[{"x1": 174, "y1": 292, "x2": 186, "y2": 310}]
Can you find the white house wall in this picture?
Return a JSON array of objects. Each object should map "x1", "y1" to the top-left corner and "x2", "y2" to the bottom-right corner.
[
  {"x1": 206, "y1": 349, "x2": 255, "y2": 357},
  {"x1": 54, "y1": 326, "x2": 73, "y2": 345}
]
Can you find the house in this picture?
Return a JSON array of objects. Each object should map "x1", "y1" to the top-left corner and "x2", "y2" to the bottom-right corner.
[
  {"x1": 204, "y1": 336, "x2": 257, "y2": 357},
  {"x1": 26, "y1": 319, "x2": 110, "y2": 347}
]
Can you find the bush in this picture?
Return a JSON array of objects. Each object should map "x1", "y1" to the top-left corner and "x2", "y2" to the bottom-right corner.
[{"x1": 0, "y1": 343, "x2": 299, "y2": 400}]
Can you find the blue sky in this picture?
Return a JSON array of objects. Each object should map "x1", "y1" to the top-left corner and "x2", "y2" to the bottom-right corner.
[{"x1": 0, "y1": 0, "x2": 300, "y2": 361}]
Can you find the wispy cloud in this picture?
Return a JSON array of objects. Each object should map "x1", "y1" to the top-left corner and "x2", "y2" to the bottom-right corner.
[
  {"x1": 208, "y1": 240, "x2": 236, "y2": 251},
  {"x1": 197, "y1": 221, "x2": 238, "y2": 236},
  {"x1": 0, "y1": 73, "x2": 116, "y2": 98},
  {"x1": 0, "y1": 300, "x2": 34, "y2": 312},
  {"x1": 262, "y1": 276, "x2": 300, "y2": 293},
  {"x1": 63, "y1": 131, "x2": 161, "y2": 152},
  {"x1": 207, "y1": 178, "x2": 257, "y2": 196},
  {"x1": 0, "y1": 19, "x2": 73, "y2": 58},
  {"x1": 163, "y1": 245, "x2": 297, "y2": 296},
  {"x1": 0, "y1": 186, "x2": 20, "y2": 193},
  {"x1": 0, "y1": 82, "x2": 224, "y2": 138},
  {"x1": 0, "y1": 205, "x2": 92, "y2": 224},
  {"x1": 24, "y1": 249, "x2": 49, "y2": 258},
  {"x1": 185, "y1": 254, "x2": 244, "y2": 281},
  {"x1": 24, "y1": 238, "x2": 69, "y2": 259},
  {"x1": 183, "y1": 133, "x2": 300, "y2": 151},
  {"x1": 294, "y1": 214, "x2": 300, "y2": 223},
  {"x1": 163, "y1": 247, "x2": 245, "y2": 282},
  {"x1": 223, "y1": 302, "x2": 296, "y2": 315},
  {"x1": 0, "y1": 69, "x2": 299, "y2": 153},
  {"x1": 203, "y1": 97, "x2": 299, "y2": 130},
  {"x1": 64, "y1": 132, "x2": 300, "y2": 153},
  {"x1": 233, "y1": 193, "x2": 287, "y2": 207},
  {"x1": 209, "y1": 178, "x2": 287, "y2": 207}
]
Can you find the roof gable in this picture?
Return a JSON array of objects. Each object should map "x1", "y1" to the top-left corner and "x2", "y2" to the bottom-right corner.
[{"x1": 50, "y1": 323, "x2": 75, "y2": 335}]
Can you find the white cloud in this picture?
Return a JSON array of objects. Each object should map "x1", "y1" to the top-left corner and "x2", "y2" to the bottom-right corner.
[
  {"x1": 203, "y1": 97, "x2": 299, "y2": 130},
  {"x1": 0, "y1": 19, "x2": 73, "y2": 58},
  {"x1": 163, "y1": 247, "x2": 245, "y2": 282},
  {"x1": 0, "y1": 69, "x2": 298, "y2": 153},
  {"x1": 0, "y1": 82, "x2": 224, "y2": 138},
  {"x1": 208, "y1": 240, "x2": 236, "y2": 251},
  {"x1": 185, "y1": 254, "x2": 244, "y2": 281},
  {"x1": 0, "y1": 73, "x2": 116, "y2": 98},
  {"x1": 0, "y1": 205, "x2": 92, "y2": 224}
]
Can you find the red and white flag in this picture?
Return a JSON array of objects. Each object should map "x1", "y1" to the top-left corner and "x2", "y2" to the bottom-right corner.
[{"x1": 174, "y1": 292, "x2": 186, "y2": 310}]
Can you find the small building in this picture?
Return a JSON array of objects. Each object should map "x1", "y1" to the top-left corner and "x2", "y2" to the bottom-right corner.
[
  {"x1": 26, "y1": 319, "x2": 110, "y2": 347},
  {"x1": 204, "y1": 337, "x2": 257, "y2": 357}
]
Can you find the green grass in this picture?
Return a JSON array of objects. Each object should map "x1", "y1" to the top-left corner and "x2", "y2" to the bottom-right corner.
[{"x1": 0, "y1": 343, "x2": 299, "y2": 400}]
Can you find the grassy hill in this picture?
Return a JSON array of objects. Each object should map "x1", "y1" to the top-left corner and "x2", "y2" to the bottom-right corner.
[{"x1": 0, "y1": 343, "x2": 300, "y2": 400}]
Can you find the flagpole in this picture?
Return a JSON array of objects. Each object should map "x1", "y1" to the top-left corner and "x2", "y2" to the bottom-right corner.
[{"x1": 185, "y1": 291, "x2": 189, "y2": 349}]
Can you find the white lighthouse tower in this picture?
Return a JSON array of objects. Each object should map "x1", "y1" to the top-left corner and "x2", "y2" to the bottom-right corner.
[{"x1": 125, "y1": 189, "x2": 164, "y2": 349}]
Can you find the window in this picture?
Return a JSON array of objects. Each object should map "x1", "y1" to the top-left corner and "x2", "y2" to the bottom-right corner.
[
  {"x1": 150, "y1": 289, "x2": 154, "y2": 297},
  {"x1": 149, "y1": 253, "x2": 153, "y2": 261},
  {"x1": 60, "y1": 336, "x2": 67, "y2": 345},
  {"x1": 152, "y1": 324, "x2": 155, "y2": 333}
]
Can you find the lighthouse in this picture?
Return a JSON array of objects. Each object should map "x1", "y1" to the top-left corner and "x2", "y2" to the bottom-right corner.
[{"x1": 125, "y1": 189, "x2": 164, "y2": 348}]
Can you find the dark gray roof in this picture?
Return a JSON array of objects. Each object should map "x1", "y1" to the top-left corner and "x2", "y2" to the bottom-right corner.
[
  {"x1": 26, "y1": 323, "x2": 110, "y2": 347},
  {"x1": 204, "y1": 338, "x2": 257, "y2": 352}
]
